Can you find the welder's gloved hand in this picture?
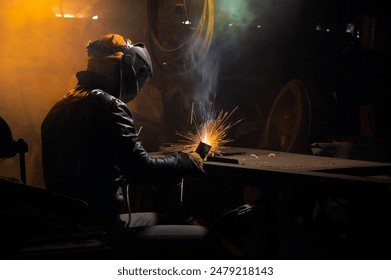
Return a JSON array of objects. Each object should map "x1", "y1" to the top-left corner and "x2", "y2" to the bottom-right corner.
[
  {"x1": 179, "y1": 151, "x2": 205, "y2": 177},
  {"x1": 187, "y1": 151, "x2": 204, "y2": 169}
]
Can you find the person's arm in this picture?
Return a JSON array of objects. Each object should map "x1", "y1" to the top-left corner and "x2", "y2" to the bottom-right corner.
[{"x1": 107, "y1": 99, "x2": 203, "y2": 184}]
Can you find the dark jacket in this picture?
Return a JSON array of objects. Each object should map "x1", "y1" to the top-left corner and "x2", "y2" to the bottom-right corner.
[{"x1": 41, "y1": 71, "x2": 196, "y2": 223}]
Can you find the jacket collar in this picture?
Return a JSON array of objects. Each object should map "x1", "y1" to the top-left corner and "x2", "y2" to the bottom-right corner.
[{"x1": 76, "y1": 71, "x2": 119, "y2": 97}]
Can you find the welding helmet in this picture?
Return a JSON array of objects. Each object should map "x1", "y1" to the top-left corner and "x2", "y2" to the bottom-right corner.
[{"x1": 86, "y1": 34, "x2": 153, "y2": 102}]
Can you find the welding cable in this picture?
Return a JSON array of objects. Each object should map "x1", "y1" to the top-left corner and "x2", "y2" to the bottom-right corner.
[
  {"x1": 170, "y1": 0, "x2": 214, "y2": 53},
  {"x1": 146, "y1": 1, "x2": 184, "y2": 74},
  {"x1": 194, "y1": 0, "x2": 214, "y2": 52},
  {"x1": 199, "y1": 206, "x2": 237, "y2": 245},
  {"x1": 188, "y1": 0, "x2": 214, "y2": 54},
  {"x1": 147, "y1": 0, "x2": 215, "y2": 74},
  {"x1": 123, "y1": 183, "x2": 132, "y2": 228},
  {"x1": 187, "y1": 0, "x2": 214, "y2": 68},
  {"x1": 198, "y1": 207, "x2": 237, "y2": 255},
  {"x1": 199, "y1": 202, "x2": 262, "y2": 256},
  {"x1": 148, "y1": 0, "x2": 190, "y2": 54}
]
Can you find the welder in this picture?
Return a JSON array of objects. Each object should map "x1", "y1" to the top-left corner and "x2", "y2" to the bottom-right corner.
[{"x1": 41, "y1": 34, "x2": 209, "y2": 258}]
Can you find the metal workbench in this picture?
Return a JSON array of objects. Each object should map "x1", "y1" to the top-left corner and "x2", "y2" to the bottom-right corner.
[
  {"x1": 181, "y1": 146, "x2": 391, "y2": 259},
  {"x1": 202, "y1": 146, "x2": 391, "y2": 197}
]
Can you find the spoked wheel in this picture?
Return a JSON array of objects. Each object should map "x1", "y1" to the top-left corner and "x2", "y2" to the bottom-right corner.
[{"x1": 260, "y1": 79, "x2": 312, "y2": 154}]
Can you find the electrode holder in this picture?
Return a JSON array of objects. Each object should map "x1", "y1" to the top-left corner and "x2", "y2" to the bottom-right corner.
[{"x1": 195, "y1": 141, "x2": 212, "y2": 159}]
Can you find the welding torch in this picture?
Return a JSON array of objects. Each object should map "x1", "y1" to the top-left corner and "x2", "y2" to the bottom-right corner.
[
  {"x1": 195, "y1": 141, "x2": 240, "y2": 164},
  {"x1": 195, "y1": 141, "x2": 212, "y2": 160}
]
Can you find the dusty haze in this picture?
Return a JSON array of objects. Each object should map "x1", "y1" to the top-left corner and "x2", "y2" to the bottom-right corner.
[{"x1": 0, "y1": 0, "x2": 148, "y2": 187}]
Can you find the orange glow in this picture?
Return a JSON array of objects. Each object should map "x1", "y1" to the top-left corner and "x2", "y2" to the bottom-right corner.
[
  {"x1": 4, "y1": 1, "x2": 55, "y2": 27},
  {"x1": 51, "y1": 0, "x2": 99, "y2": 19},
  {"x1": 0, "y1": 0, "x2": 95, "y2": 187}
]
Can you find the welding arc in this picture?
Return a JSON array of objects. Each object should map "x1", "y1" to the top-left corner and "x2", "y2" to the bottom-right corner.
[
  {"x1": 176, "y1": 105, "x2": 241, "y2": 155},
  {"x1": 147, "y1": 0, "x2": 215, "y2": 74}
]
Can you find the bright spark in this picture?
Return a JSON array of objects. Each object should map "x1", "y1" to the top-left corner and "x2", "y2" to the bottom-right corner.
[{"x1": 176, "y1": 106, "x2": 241, "y2": 156}]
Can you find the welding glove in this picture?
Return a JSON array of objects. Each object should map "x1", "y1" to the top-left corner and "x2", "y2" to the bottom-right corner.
[
  {"x1": 187, "y1": 151, "x2": 204, "y2": 169},
  {"x1": 179, "y1": 151, "x2": 205, "y2": 177}
]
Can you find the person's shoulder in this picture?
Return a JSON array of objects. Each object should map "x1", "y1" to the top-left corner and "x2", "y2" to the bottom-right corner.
[
  {"x1": 90, "y1": 89, "x2": 113, "y2": 101},
  {"x1": 90, "y1": 89, "x2": 117, "y2": 103},
  {"x1": 90, "y1": 89, "x2": 129, "y2": 111}
]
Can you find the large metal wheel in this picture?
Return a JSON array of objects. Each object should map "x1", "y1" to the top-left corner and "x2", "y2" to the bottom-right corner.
[{"x1": 260, "y1": 79, "x2": 312, "y2": 154}]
